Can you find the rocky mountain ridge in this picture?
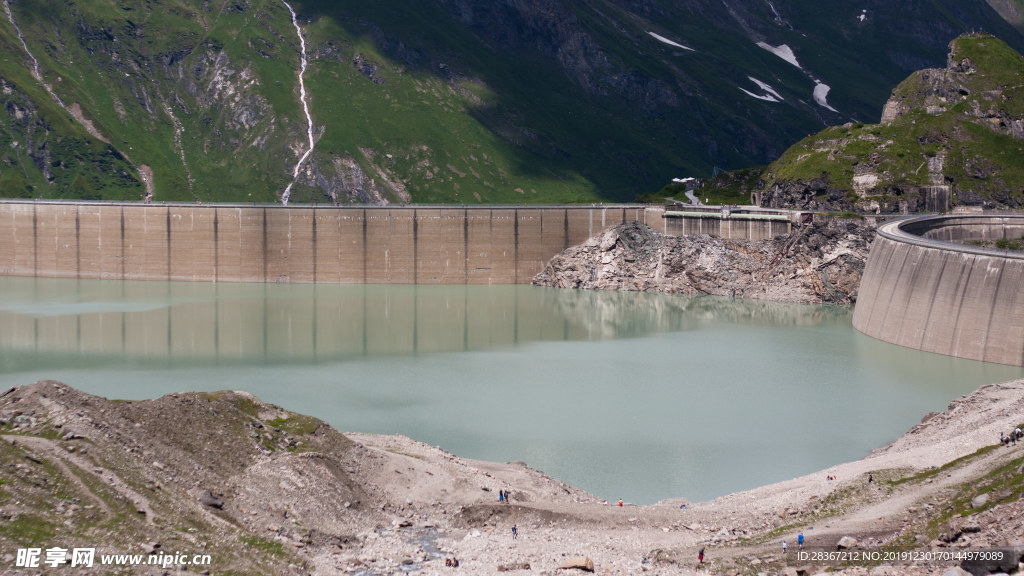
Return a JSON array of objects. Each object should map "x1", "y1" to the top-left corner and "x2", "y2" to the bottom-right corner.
[{"x1": 756, "y1": 34, "x2": 1024, "y2": 213}]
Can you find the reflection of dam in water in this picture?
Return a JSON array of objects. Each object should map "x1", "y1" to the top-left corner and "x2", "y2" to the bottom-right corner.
[
  {"x1": 0, "y1": 277, "x2": 849, "y2": 364},
  {"x1": 4, "y1": 276, "x2": 1023, "y2": 505}
]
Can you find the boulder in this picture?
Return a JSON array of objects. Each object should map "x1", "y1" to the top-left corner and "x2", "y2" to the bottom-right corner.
[
  {"x1": 836, "y1": 536, "x2": 857, "y2": 550},
  {"x1": 557, "y1": 556, "x2": 594, "y2": 572},
  {"x1": 197, "y1": 490, "x2": 224, "y2": 509},
  {"x1": 498, "y1": 562, "x2": 531, "y2": 571},
  {"x1": 960, "y1": 545, "x2": 1024, "y2": 575},
  {"x1": 970, "y1": 494, "x2": 989, "y2": 509},
  {"x1": 940, "y1": 521, "x2": 963, "y2": 543}
]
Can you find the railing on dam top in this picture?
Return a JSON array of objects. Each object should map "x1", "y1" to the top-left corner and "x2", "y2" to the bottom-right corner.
[
  {"x1": 661, "y1": 204, "x2": 803, "y2": 240},
  {"x1": 0, "y1": 199, "x2": 654, "y2": 210},
  {"x1": 877, "y1": 214, "x2": 1024, "y2": 260}
]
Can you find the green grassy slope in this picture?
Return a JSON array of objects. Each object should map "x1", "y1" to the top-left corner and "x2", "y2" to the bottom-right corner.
[
  {"x1": 1, "y1": 0, "x2": 1022, "y2": 204},
  {"x1": 760, "y1": 34, "x2": 1024, "y2": 210}
]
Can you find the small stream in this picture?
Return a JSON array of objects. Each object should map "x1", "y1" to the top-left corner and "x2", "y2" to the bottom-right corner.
[
  {"x1": 280, "y1": 0, "x2": 316, "y2": 205},
  {"x1": 3, "y1": 0, "x2": 65, "y2": 107},
  {"x1": 352, "y1": 528, "x2": 446, "y2": 575}
]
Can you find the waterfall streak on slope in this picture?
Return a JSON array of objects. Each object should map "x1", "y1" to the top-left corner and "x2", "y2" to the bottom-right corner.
[
  {"x1": 162, "y1": 101, "x2": 195, "y2": 198},
  {"x1": 281, "y1": 0, "x2": 316, "y2": 205},
  {"x1": 3, "y1": 0, "x2": 64, "y2": 107}
]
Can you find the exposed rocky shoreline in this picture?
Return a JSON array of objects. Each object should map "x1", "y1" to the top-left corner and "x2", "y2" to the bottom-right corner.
[
  {"x1": 532, "y1": 219, "x2": 875, "y2": 306},
  {"x1": 2, "y1": 379, "x2": 1023, "y2": 576}
]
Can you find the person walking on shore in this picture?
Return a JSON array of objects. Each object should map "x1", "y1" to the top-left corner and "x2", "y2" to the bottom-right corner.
[
  {"x1": 798, "y1": 533, "x2": 804, "y2": 549},
  {"x1": 782, "y1": 541, "x2": 787, "y2": 554},
  {"x1": 511, "y1": 524, "x2": 518, "y2": 540},
  {"x1": 698, "y1": 547, "x2": 704, "y2": 564}
]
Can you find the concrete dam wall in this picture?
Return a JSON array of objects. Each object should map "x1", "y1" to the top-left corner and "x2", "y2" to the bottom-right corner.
[
  {"x1": 0, "y1": 201, "x2": 668, "y2": 285},
  {"x1": 852, "y1": 214, "x2": 1024, "y2": 366}
]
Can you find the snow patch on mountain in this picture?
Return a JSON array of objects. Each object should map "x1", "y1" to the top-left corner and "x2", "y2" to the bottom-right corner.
[
  {"x1": 813, "y1": 81, "x2": 839, "y2": 112},
  {"x1": 739, "y1": 88, "x2": 780, "y2": 102},
  {"x1": 752, "y1": 40, "x2": 841, "y2": 113},
  {"x1": 648, "y1": 32, "x2": 694, "y2": 52},
  {"x1": 756, "y1": 42, "x2": 801, "y2": 68},
  {"x1": 748, "y1": 77, "x2": 783, "y2": 101},
  {"x1": 740, "y1": 77, "x2": 782, "y2": 102}
]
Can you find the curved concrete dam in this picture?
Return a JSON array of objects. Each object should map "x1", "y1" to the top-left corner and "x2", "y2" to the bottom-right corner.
[{"x1": 852, "y1": 214, "x2": 1024, "y2": 366}]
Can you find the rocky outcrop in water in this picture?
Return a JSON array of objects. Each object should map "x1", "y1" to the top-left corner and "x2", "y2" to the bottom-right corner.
[{"x1": 532, "y1": 219, "x2": 875, "y2": 305}]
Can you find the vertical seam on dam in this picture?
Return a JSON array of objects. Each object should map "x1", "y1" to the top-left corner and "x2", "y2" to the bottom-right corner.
[
  {"x1": 948, "y1": 262, "x2": 974, "y2": 358},
  {"x1": 920, "y1": 255, "x2": 949, "y2": 348},
  {"x1": 166, "y1": 207, "x2": 172, "y2": 280},
  {"x1": 119, "y1": 206, "x2": 125, "y2": 279},
  {"x1": 262, "y1": 207, "x2": 268, "y2": 283},
  {"x1": 981, "y1": 261, "x2": 1005, "y2": 363},
  {"x1": 366, "y1": 208, "x2": 370, "y2": 284},
  {"x1": 876, "y1": 246, "x2": 910, "y2": 336},
  {"x1": 75, "y1": 205, "x2": 80, "y2": 279},
  {"x1": 894, "y1": 249, "x2": 926, "y2": 346},
  {"x1": 312, "y1": 207, "x2": 318, "y2": 284},
  {"x1": 861, "y1": 240, "x2": 896, "y2": 331},
  {"x1": 563, "y1": 210, "x2": 569, "y2": 249},
  {"x1": 514, "y1": 209, "x2": 519, "y2": 284},
  {"x1": 214, "y1": 208, "x2": 220, "y2": 283},
  {"x1": 413, "y1": 209, "x2": 418, "y2": 285},
  {"x1": 464, "y1": 208, "x2": 469, "y2": 284},
  {"x1": 32, "y1": 202, "x2": 37, "y2": 275}
]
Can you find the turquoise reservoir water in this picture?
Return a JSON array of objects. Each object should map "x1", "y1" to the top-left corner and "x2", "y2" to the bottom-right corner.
[{"x1": 1, "y1": 277, "x2": 1021, "y2": 504}]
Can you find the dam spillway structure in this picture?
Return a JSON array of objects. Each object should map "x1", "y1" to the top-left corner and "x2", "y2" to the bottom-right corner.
[
  {"x1": 661, "y1": 204, "x2": 801, "y2": 240},
  {"x1": 852, "y1": 214, "x2": 1024, "y2": 367}
]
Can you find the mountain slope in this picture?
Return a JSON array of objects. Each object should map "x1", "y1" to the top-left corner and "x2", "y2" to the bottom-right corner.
[
  {"x1": 759, "y1": 33, "x2": 1024, "y2": 212},
  {"x1": 1, "y1": 0, "x2": 1022, "y2": 204},
  {"x1": 986, "y1": 0, "x2": 1024, "y2": 31}
]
